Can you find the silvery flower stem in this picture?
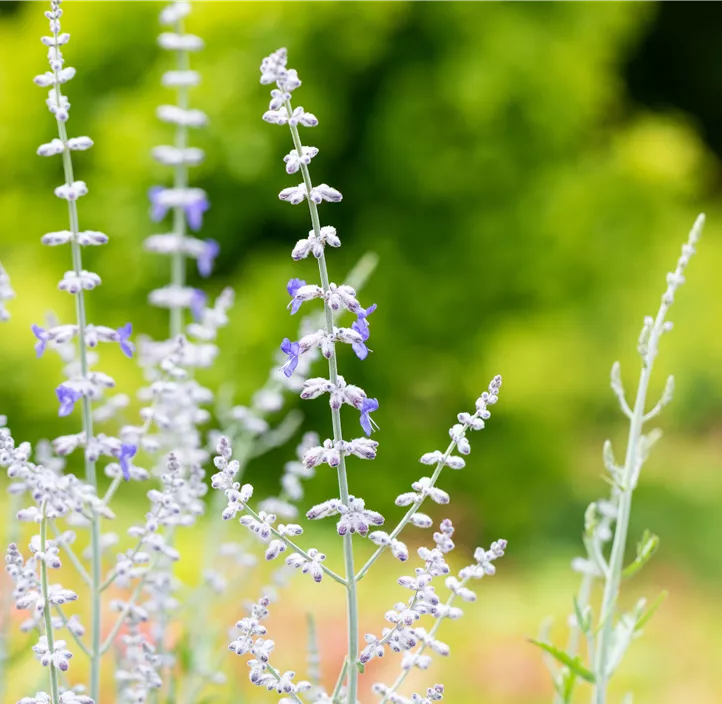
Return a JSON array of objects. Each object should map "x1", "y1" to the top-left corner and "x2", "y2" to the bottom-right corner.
[
  {"x1": 592, "y1": 307, "x2": 668, "y2": 702},
  {"x1": 379, "y1": 577, "x2": 470, "y2": 704},
  {"x1": 170, "y1": 18, "x2": 190, "y2": 338},
  {"x1": 0, "y1": 493, "x2": 20, "y2": 704},
  {"x1": 286, "y1": 111, "x2": 359, "y2": 702},
  {"x1": 53, "y1": 605, "x2": 90, "y2": 657},
  {"x1": 55, "y1": 105, "x2": 102, "y2": 703},
  {"x1": 100, "y1": 503, "x2": 164, "y2": 592},
  {"x1": 331, "y1": 658, "x2": 348, "y2": 703},
  {"x1": 50, "y1": 522, "x2": 91, "y2": 586},
  {"x1": 267, "y1": 664, "x2": 304, "y2": 704},
  {"x1": 243, "y1": 505, "x2": 347, "y2": 586},
  {"x1": 40, "y1": 506, "x2": 61, "y2": 704},
  {"x1": 356, "y1": 415, "x2": 475, "y2": 582},
  {"x1": 102, "y1": 475, "x2": 123, "y2": 507},
  {"x1": 100, "y1": 564, "x2": 155, "y2": 655}
]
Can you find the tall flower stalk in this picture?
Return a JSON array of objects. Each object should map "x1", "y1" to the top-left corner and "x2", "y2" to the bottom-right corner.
[
  {"x1": 592, "y1": 215, "x2": 704, "y2": 700},
  {"x1": 147, "y1": 0, "x2": 213, "y2": 340},
  {"x1": 261, "y1": 48, "x2": 371, "y2": 701},
  {"x1": 32, "y1": 1, "x2": 134, "y2": 699},
  {"x1": 534, "y1": 215, "x2": 705, "y2": 703}
]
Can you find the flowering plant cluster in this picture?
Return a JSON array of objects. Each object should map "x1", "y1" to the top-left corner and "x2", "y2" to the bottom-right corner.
[{"x1": 0, "y1": 3, "x2": 705, "y2": 704}]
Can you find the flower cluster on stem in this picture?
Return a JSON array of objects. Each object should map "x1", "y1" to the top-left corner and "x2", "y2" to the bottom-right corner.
[
  {"x1": 32, "y1": 1, "x2": 137, "y2": 699},
  {"x1": 261, "y1": 47, "x2": 384, "y2": 702}
]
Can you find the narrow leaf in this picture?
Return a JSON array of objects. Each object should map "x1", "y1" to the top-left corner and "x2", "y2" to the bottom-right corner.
[
  {"x1": 623, "y1": 531, "x2": 659, "y2": 580},
  {"x1": 573, "y1": 597, "x2": 591, "y2": 636},
  {"x1": 527, "y1": 639, "x2": 596, "y2": 683},
  {"x1": 634, "y1": 590, "x2": 668, "y2": 633}
]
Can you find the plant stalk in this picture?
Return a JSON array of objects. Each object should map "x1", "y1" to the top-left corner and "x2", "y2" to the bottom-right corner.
[
  {"x1": 286, "y1": 107, "x2": 359, "y2": 704},
  {"x1": 40, "y1": 506, "x2": 61, "y2": 704},
  {"x1": 170, "y1": 18, "x2": 189, "y2": 339},
  {"x1": 54, "y1": 80, "x2": 102, "y2": 702}
]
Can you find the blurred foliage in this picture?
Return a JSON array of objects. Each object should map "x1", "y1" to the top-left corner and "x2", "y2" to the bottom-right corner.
[{"x1": 1, "y1": 2, "x2": 722, "y2": 682}]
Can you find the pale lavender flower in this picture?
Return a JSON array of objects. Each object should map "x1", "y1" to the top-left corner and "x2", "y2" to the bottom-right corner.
[
  {"x1": 148, "y1": 186, "x2": 210, "y2": 231},
  {"x1": 359, "y1": 397, "x2": 379, "y2": 436},
  {"x1": 118, "y1": 443, "x2": 136, "y2": 482},
  {"x1": 197, "y1": 239, "x2": 219, "y2": 277},
  {"x1": 32, "y1": 635, "x2": 73, "y2": 671},
  {"x1": 353, "y1": 303, "x2": 377, "y2": 339},
  {"x1": 283, "y1": 146, "x2": 319, "y2": 174},
  {"x1": 116, "y1": 322, "x2": 134, "y2": 358},
  {"x1": 190, "y1": 288, "x2": 207, "y2": 322},
  {"x1": 32, "y1": 324, "x2": 50, "y2": 357},
  {"x1": 56, "y1": 385, "x2": 82, "y2": 417},
  {"x1": 280, "y1": 338, "x2": 300, "y2": 377}
]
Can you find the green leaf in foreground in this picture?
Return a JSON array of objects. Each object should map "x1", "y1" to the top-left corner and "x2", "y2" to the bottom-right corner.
[
  {"x1": 634, "y1": 590, "x2": 669, "y2": 633},
  {"x1": 528, "y1": 639, "x2": 596, "y2": 683}
]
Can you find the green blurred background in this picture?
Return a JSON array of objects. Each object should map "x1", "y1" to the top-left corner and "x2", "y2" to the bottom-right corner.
[{"x1": 1, "y1": 1, "x2": 722, "y2": 702}]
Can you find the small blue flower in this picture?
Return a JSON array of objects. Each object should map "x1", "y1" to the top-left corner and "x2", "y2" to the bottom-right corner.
[
  {"x1": 118, "y1": 443, "x2": 137, "y2": 481},
  {"x1": 116, "y1": 323, "x2": 134, "y2": 358},
  {"x1": 190, "y1": 288, "x2": 207, "y2": 322},
  {"x1": 353, "y1": 303, "x2": 377, "y2": 340},
  {"x1": 148, "y1": 186, "x2": 167, "y2": 222},
  {"x1": 31, "y1": 324, "x2": 49, "y2": 357},
  {"x1": 287, "y1": 278, "x2": 306, "y2": 315},
  {"x1": 280, "y1": 338, "x2": 300, "y2": 377},
  {"x1": 186, "y1": 196, "x2": 210, "y2": 232},
  {"x1": 351, "y1": 338, "x2": 368, "y2": 360},
  {"x1": 56, "y1": 385, "x2": 82, "y2": 417},
  {"x1": 197, "y1": 239, "x2": 219, "y2": 277},
  {"x1": 359, "y1": 397, "x2": 379, "y2": 436},
  {"x1": 148, "y1": 187, "x2": 210, "y2": 232}
]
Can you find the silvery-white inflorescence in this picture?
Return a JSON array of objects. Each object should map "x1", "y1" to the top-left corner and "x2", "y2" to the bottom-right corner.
[
  {"x1": 247, "y1": 46, "x2": 508, "y2": 704},
  {"x1": 110, "y1": 3, "x2": 230, "y2": 697},
  {"x1": 21, "y1": 1, "x2": 145, "y2": 701}
]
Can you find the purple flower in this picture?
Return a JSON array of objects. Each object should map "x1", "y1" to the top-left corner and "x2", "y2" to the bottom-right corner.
[
  {"x1": 352, "y1": 338, "x2": 368, "y2": 360},
  {"x1": 280, "y1": 338, "x2": 300, "y2": 377},
  {"x1": 190, "y1": 289, "x2": 207, "y2": 322},
  {"x1": 287, "y1": 278, "x2": 306, "y2": 315},
  {"x1": 31, "y1": 324, "x2": 49, "y2": 357},
  {"x1": 197, "y1": 239, "x2": 219, "y2": 278},
  {"x1": 56, "y1": 385, "x2": 82, "y2": 417},
  {"x1": 353, "y1": 303, "x2": 377, "y2": 340},
  {"x1": 359, "y1": 397, "x2": 379, "y2": 436},
  {"x1": 116, "y1": 323, "x2": 134, "y2": 358},
  {"x1": 186, "y1": 195, "x2": 210, "y2": 231},
  {"x1": 148, "y1": 187, "x2": 210, "y2": 231},
  {"x1": 118, "y1": 443, "x2": 137, "y2": 481},
  {"x1": 148, "y1": 186, "x2": 167, "y2": 222}
]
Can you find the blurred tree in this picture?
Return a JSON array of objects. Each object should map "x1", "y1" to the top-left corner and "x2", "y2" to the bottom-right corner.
[{"x1": 0, "y1": 1, "x2": 720, "y2": 577}]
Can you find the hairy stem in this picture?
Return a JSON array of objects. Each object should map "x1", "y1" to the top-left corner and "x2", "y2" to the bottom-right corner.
[
  {"x1": 243, "y1": 505, "x2": 347, "y2": 586},
  {"x1": 331, "y1": 658, "x2": 348, "y2": 703},
  {"x1": 170, "y1": 17, "x2": 189, "y2": 339},
  {"x1": 379, "y1": 578, "x2": 469, "y2": 704},
  {"x1": 40, "y1": 507, "x2": 61, "y2": 704},
  {"x1": 0, "y1": 493, "x2": 20, "y2": 704},
  {"x1": 50, "y1": 522, "x2": 91, "y2": 586},
  {"x1": 53, "y1": 605, "x2": 90, "y2": 658},
  {"x1": 356, "y1": 414, "x2": 477, "y2": 582},
  {"x1": 53, "y1": 44, "x2": 102, "y2": 697},
  {"x1": 592, "y1": 216, "x2": 703, "y2": 701},
  {"x1": 285, "y1": 103, "x2": 359, "y2": 702}
]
